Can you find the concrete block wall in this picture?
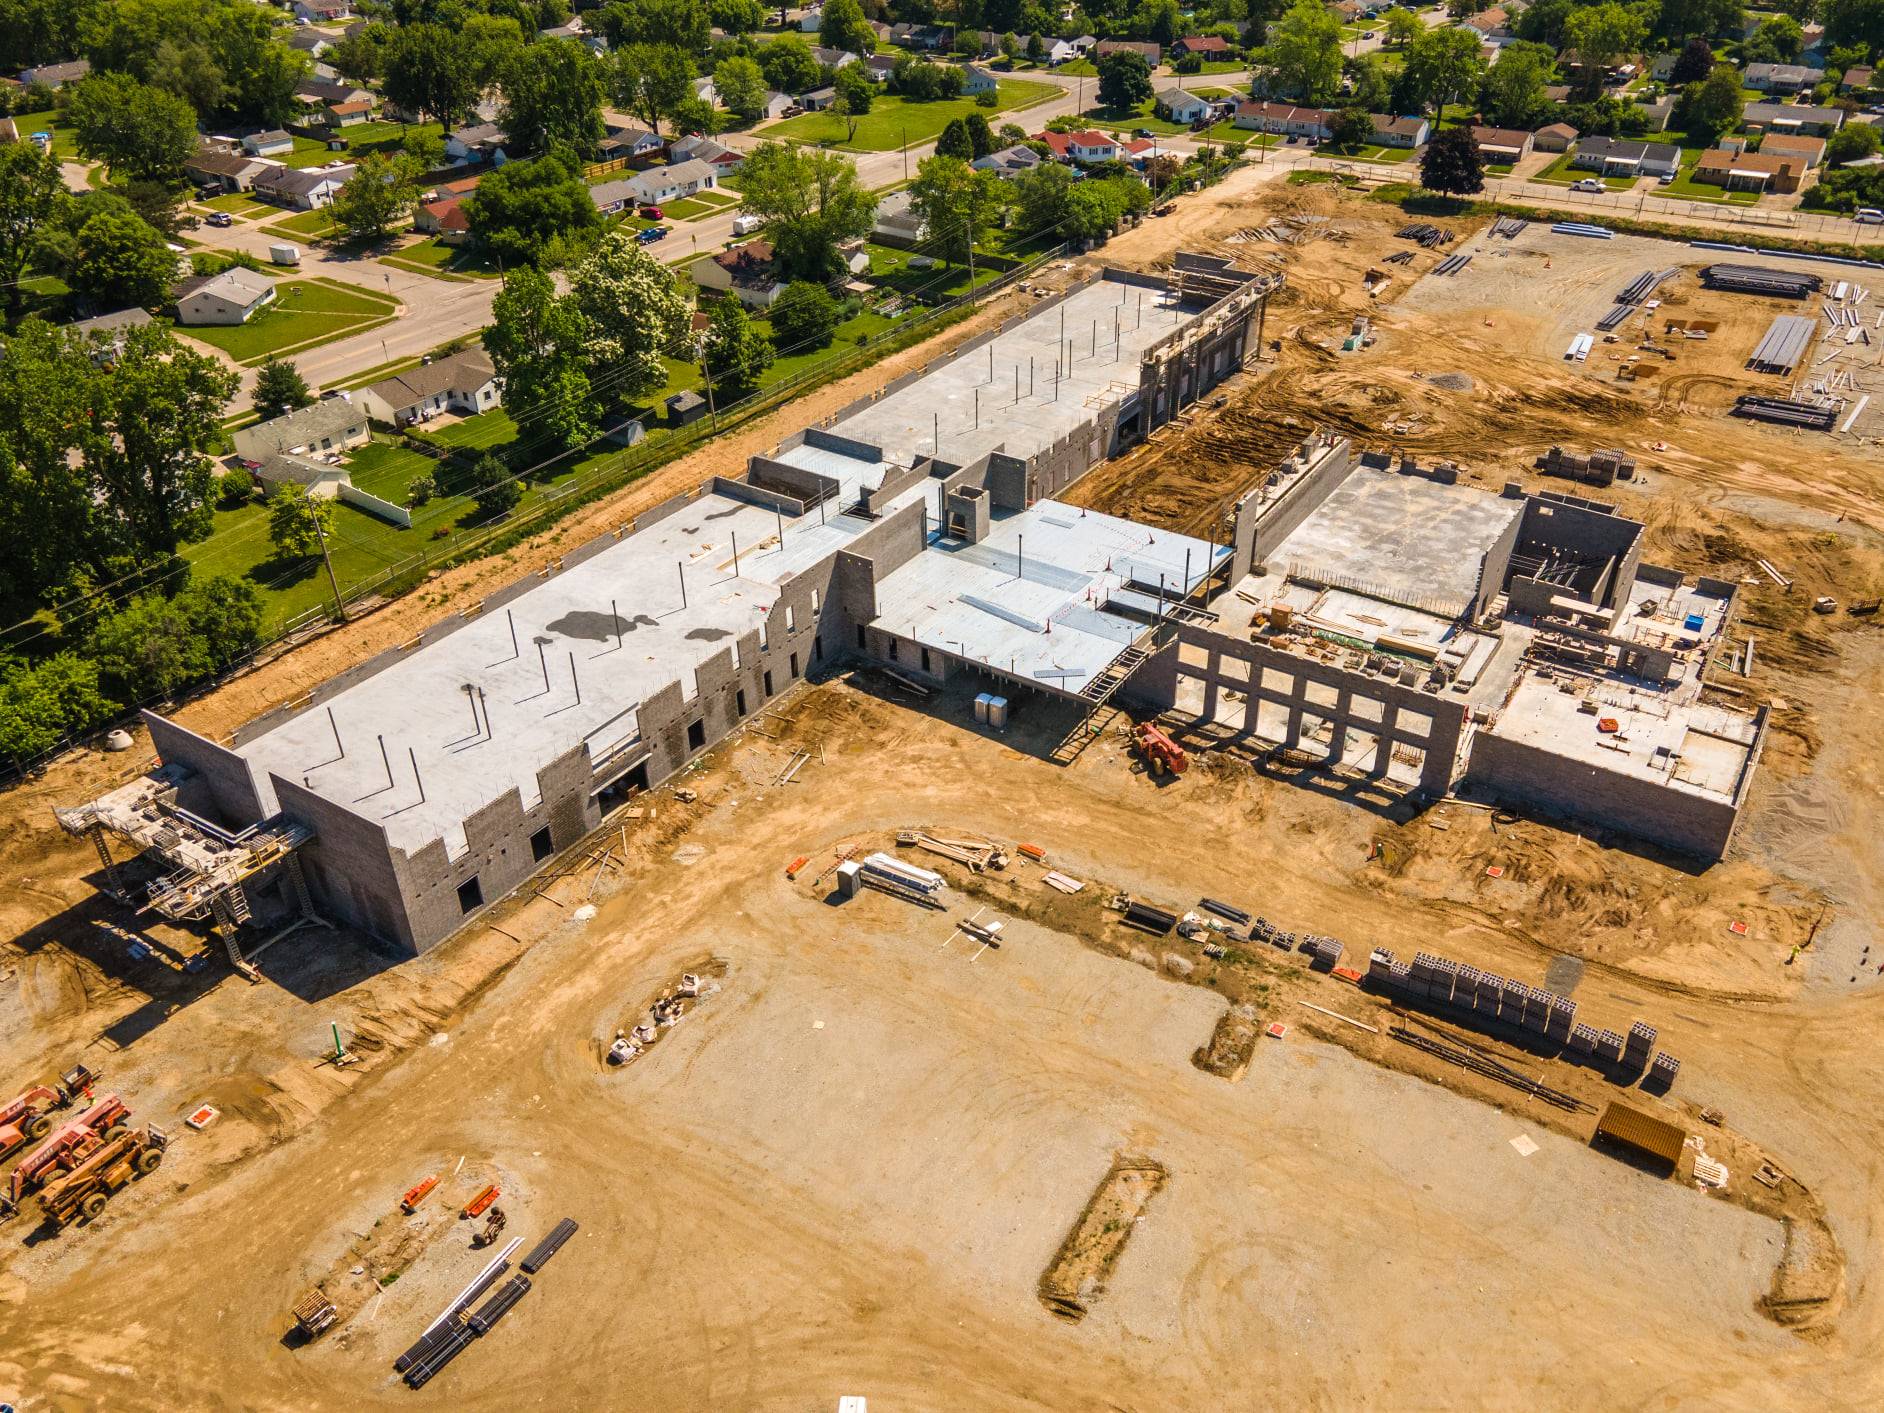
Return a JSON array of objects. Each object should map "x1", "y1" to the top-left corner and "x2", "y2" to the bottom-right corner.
[
  {"x1": 1511, "y1": 495, "x2": 1645, "y2": 613},
  {"x1": 1233, "y1": 434, "x2": 1355, "y2": 581},
  {"x1": 269, "y1": 773, "x2": 414, "y2": 949},
  {"x1": 143, "y1": 711, "x2": 267, "y2": 827}
]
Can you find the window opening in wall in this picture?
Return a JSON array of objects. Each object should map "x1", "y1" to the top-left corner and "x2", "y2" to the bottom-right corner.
[
  {"x1": 763, "y1": 669, "x2": 774, "y2": 696},
  {"x1": 921, "y1": 646, "x2": 931, "y2": 673},
  {"x1": 811, "y1": 589, "x2": 820, "y2": 613},
  {"x1": 530, "y1": 826, "x2": 554, "y2": 862},
  {"x1": 736, "y1": 688, "x2": 748, "y2": 716},
  {"x1": 814, "y1": 636, "x2": 823, "y2": 661},
  {"x1": 787, "y1": 605, "x2": 796, "y2": 632},
  {"x1": 759, "y1": 622, "x2": 769, "y2": 650},
  {"x1": 457, "y1": 877, "x2": 484, "y2": 913},
  {"x1": 789, "y1": 652, "x2": 799, "y2": 679},
  {"x1": 687, "y1": 718, "x2": 706, "y2": 751},
  {"x1": 856, "y1": 624, "x2": 866, "y2": 650},
  {"x1": 888, "y1": 638, "x2": 899, "y2": 661}
]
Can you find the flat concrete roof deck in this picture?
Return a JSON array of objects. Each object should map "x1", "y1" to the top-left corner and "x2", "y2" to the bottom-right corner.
[
  {"x1": 873, "y1": 499, "x2": 1228, "y2": 697},
  {"x1": 1273, "y1": 470, "x2": 1524, "y2": 617},
  {"x1": 1489, "y1": 675, "x2": 1757, "y2": 802},
  {"x1": 828, "y1": 278, "x2": 1193, "y2": 469}
]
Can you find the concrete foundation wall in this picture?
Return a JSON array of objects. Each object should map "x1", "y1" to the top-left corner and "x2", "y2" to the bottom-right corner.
[
  {"x1": 1463, "y1": 731, "x2": 1747, "y2": 859},
  {"x1": 143, "y1": 711, "x2": 266, "y2": 827},
  {"x1": 1232, "y1": 434, "x2": 1356, "y2": 581},
  {"x1": 1511, "y1": 495, "x2": 1645, "y2": 613}
]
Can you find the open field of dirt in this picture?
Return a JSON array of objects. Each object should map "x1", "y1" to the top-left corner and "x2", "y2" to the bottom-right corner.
[{"x1": 4, "y1": 164, "x2": 1884, "y2": 1409}]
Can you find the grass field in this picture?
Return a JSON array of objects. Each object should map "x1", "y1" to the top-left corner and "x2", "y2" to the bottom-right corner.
[
  {"x1": 1533, "y1": 153, "x2": 1638, "y2": 190},
  {"x1": 262, "y1": 207, "x2": 343, "y2": 239},
  {"x1": 689, "y1": 189, "x2": 739, "y2": 209},
  {"x1": 379, "y1": 235, "x2": 501, "y2": 280},
  {"x1": 1054, "y1": 59, "x2": 1097, "y2": 77},
  {"x1": 1324, "y1": 144, "x2": 1415, "y2": 165},
  {"x1": 9, "y1": 111, "x2": 78, "y2": 159},
  {"x1": 764, "y1": 79, "x2": 1058, "y2": 151},
  {"x1": 1080, "y1": 99, "x2": 1194, "y2": 136},
  {"x1": 1658, "y1": 155, "x2": 1763, "y2": 205},
  {"x1": 196, "y1": 192, "x2": 274, "y2": 218},
  {"x1": 660, "y1": 196, "x2": 718, "y2": 220},
  {"x1": 175, "y1": 277, "x2": 399, "y2": 365}
]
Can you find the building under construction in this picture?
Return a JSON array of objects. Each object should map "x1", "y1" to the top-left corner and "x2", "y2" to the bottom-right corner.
[{"x1": 65, "y1": 257, "x2": 1278, "y2": 957}]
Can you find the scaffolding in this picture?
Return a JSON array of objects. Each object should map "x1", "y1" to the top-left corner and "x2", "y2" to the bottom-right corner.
[{"x1": 56, "y1": 763, "x2": 321, "y2": 980}]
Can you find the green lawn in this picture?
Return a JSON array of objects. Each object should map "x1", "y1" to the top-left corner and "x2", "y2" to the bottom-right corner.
[
  {"x1": 335, "y1": 119, "x2": 444, "y2": 157},
  {"x1": 862, "y1": 244, "x2": 1001, "y2": 302},
  {"x1": 1200, "y1": 122, "x2": 1282, "y2": 148},
  {"x1": 263, "y1": 207, "x2": 343, "y2": 238},
  {"x1": 1188, "y1": 59, "x2": 1250, "y2": 74},
  {"x1": 1658, "y1": 155, "x2": 1763, "y2": 205},
  {"x1": 660, "y1": 196, "x2": 717, "y2": 219},
  {"x1": 758, "y1": 307, "x2": 897, "y2": 385},
  {"x1": 280, "y1": 136, "x2": 347, "y2": 169},
  {"x1": 343, "y1": 438, "x2": 439, "y2": 502},
  {"x1": 1532, "y1": 153, "x2": 1636, "y2": 190},
  {"x1": 688, "y1": 188, "x2": 739, "y2": 209},
  {"x1": 1080, "y1": 100, "x2": 1195, "y2": 136},
  {"x1": 1193, "y1": 87, "x2": 1233, "y2": 100},
  {"x1": 175, "y1": 277, "x2": 399, "y2": 365},
  {"x1": 1054, "y1": 59, "x2": 1098, "y2": 77},
  {"x1": 195, "y1": 192, "x2": 273, "y2": 218},
  {"x1": 764, "y1": 79, "x2": 1059, "y2": 150},
  {"x1": 9, "y1": 111, "x2": 78, "y2": 159},
  {"x1": 1323, "y1": 143, "x2": 1415, "y2": 165},
  {"x1": 378, "y1": 235, "x2": 500, "y2": 280}
]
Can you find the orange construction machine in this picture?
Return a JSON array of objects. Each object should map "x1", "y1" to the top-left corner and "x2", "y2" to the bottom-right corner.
[
  {"x1": 0, "y1": 1092, "x2": 131, "y2": 1222},
  {"x1": 0, "y1": 1063, "x2": 99, "y2": 1161},
  {"x1": 1133, "y1": 722, "x2": 1189, "y2": 778},
  {"x1": 37, "y1": 1125, "x2": 167, "y2": 1228}
]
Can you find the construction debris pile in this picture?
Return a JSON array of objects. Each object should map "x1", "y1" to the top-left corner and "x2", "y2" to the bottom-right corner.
[
  {"x1": 609, "y1": 969, "x2": 719, "y2": 1066},
  {"x1": 1536, "y1": 446, "x2": 1636, "y2": 488},
  {"x1": 1395, "y1": 223, "x2": 1452, "y2": 249}
]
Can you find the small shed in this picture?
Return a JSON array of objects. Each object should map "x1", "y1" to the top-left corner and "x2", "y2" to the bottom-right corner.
[
  {"x1": 1592, "y1": 1102, "x2": 1685, "y2": 1176},
  {"x1": 666, "y1": 390, "x2": 708, "y2": 426}
]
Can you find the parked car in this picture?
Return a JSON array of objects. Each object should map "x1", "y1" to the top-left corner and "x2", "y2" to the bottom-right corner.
[
  {"x1": 1134, "y1": 127, "x2": 1153, "y2": 138},
  {"x1": 637, "y1": 225, "x2": 668, "y2": 243},
  {"x1": 639, "y1": 205, "x2": 663, "y2": 219},
  {"x1": 1570, "y1": 178, "x2": 1605, "y2": 193},
  {"x1": 1856, "y1": 208, "x2": 1884, "y2": 224},
  {"x1": 206, "y1": 211, "x2": 233, "y2": 227}
]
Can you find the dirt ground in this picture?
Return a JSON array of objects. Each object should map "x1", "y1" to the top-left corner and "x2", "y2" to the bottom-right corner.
[{"x1": 5, "y1": 165, "x2": 1884, "y2": 1409}]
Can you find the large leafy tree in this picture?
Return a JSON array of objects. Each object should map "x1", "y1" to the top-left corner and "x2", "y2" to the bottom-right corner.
[
  {"x1": 714, "y1": 55, "x2": 769, "y2": 121},
  {"x1": 463, "y1": 154, "x2": 602, "y2": 267},
  {"x1": 1670, "y1": 35, "x2": 1717, "y2": 86},
  {"x1": 907, "y1": 155, "x2": 1000, "y2": 267},
  {"x1": 1419, "y1": 124, "x2": 1485, "y2": 197},
  {"x1": 65, "y1": 207, "x2": 179, "y2": 312},
  {"x1": 820, "y1": 0, "x2": 877, "y2": 55},
  {"x1": 67, "y1": 73, "x2": 200, "y2": 186},
  {"x1": 383, "y1": 24, "x2": 479, "y2": 128},
  {"x1": 1096, "y1": 49, "x2": 1155, "y2": 109},
  {"x1": 1675, "y1": 63, "x2": 1746, "y2": 143},
  {"x1": 1478, "y1": 40, "x2": 1556, "y2": 130},
  {"x1": 733, "y1": 142, "x2": 878, "y2": 281},
  {"x1": 1655, "y1": 0, "x2": 1747, "y2": 44},
  {"x1": 710, "y1": 0, "x2": 768, "y2": 36},
  {"x1": 1824, "y1": 0, "x2": 1884, "y2": 57},
  {"x1": 0, "y1": 320, "x2": 106, "y2": 614},
  {"x1": 82, "y1": 322, "x2": 237, "y2": 562},
  {"x1": 482, "y1": 266, "x2": 598, "y2": 452},
  {"x1": 252, "y1": 359, "x2": 313, "y2": 422},
  {"x1": 565, "y1": 229, "x2": 692, "y2": 400},
  {"x1": 329, "y1": 154, "x2": 424, "y2": 242},
  {"x1": 1011, "y1": 161, "x2": 1077, "y2": 238},
  {"x1": 85, "y1": 575, "x2": 262, "y2": 702},
  {"x1": 0, "y1": 0, "x2": 106, "y2": 74},
  {"x1": 1254, "y1": 0, "x2": 1343, "y2": 104},
  {"x1": 0, "y1": 653, "x2": 112, "y2": 765},
  {"x1": 760, "y1": 33, "x2": 823, "y2": 93},
  {"x1": 501, "y1": 38, "x2": 608, "y2": 159},
  {"x1": 598, "y1": 0, "x2": 711, "y2": 51},
  {"x1": 81, "y1": 0, "x2": 307, "y2": 129},
  {"x1": 465, "y1": 452, "x2": 523, "y2": 521},
  {"x1": 701, "y1": 298, "x2": 773, "y2": 400},
  {"x1": 613, "y1": 43, "x2": 698, "y2": 136},
  {"x1": 1397, "y1": 25, "x2": 1487, "y2": 123},
  {"x1": 769, "y1": 281, "x2": 840, "y2": 351},
  {"x1": 267, "y1": 483, "x2": 333, "y2": 561},
  {"x1": 1562, "y1": 3, "x2": 1648, "y2": 97},
  {"x1": 0, "y1": 143, "x2": 65, "y2": 325}
]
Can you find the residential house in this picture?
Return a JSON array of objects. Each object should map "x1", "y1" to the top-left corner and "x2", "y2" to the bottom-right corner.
[
  {"x1": 670, "y1": 134, "x2": 745, "y2": 173},
  {"x1": 810, "y1": 46, "x2": 858, "y2": 70},
  {"x1": 1756, "y1": 131, "x2": 1827, "y2": 166},
  {"x1": 800, "y1": 4, "x2": 822, "y2": 29},
  {"x1": 414, "y1": 195, "x2": 471, "y2": 244},
  {"x1": 295, "y1": 79, "x2": 373, "y2": 109},
  {"x1": 253, "y1": 163, "x2": 356, "y2": 210},
  {"x1": 600, "y1": 124, "x2": 665, "y2": 163},
  {"x1": 834, "y1": 238, "x2": 871, "y2": 278},
  {"x1": 691, "y1": 75, "x2": 718, "y2": 108},
  {"x1": 234, "y1": 398, "x2": 370, "y2": 465},
  {"x1": 1742, "y1": 101, "x2": 1845, "y2": 136},
  {"x1": 862, "y1": 53, "x2": 899, "y2": 82},
  {"x1": 1171, "y1": 36, "x2": 1232, "y2": 60},
  {"x1": 756, "y1": 90, "x2": 796, "y2": 120},
  {"x1": 1464, "y1": 7, "x2": 1511, "y2": 37},
  {"x1": 293, "y1": 1, "x2": 353, "y2": 21},
  {"x1": 1370, "y1": 114, "x2": 1430, "y2": 148},
  {"x1": 445, "y1": 124, "x2": 511, "y2": 166},
  {"x1": 185, "y1": 149, "x2": 272, "y2": 192},
  {"x1": 287, "y1": 30, "x2": 333, "y2": 59},
  {"x1": 1532, "y1": 121, "x2": 1577, "y2": 153},
  {"x1": 356, "y1": 349, "x2": 501, "y2": 427},
  {"x1": 1094, "y1": 39, "x2": 1161, "y2": 65},
  {"x1": 973, "y1": 143, "x2": 1045, "y2": 177},
  {"x1": 1637, "y1": 95, "x2": 1676, "y2": 132},
  {"x1": 1840, "y1": 65, "x2": 1875, "y2": 92},
  {"x1": 1040, "y1": 38, "x2": 1079, "y2": 66},
  {"x1": 18, "y1": 59, "x2": 90, "y2": 88},
  {"x1": 1743, "y1": 62, "x2": 1825, "y2": 94},
  {"x1": 320, "y1": 98, "x2": 375, "y2": 129},
  {"x1": 1693, "y1": 147, "x2": 1807, "y2": 193},
  {"x1": 588, "y1": 177, "x2": 641, "y2": 215},
  {"x1": 962, "y1": 65, "x2": 999, "y2": 96},
  {"x1": 1469, "y1": 125, "x2": 1534, "y2": 163},
  {"x1": 1156, "y1": 88, "x2": 1212, "y2": 125},
  {"x1": 800, "y1": 87, "x2": 838, "y2": 111},
  {"x1": 64, "y1": 308, "x2": 154, "y2": 364},
  {"x1": 1233, "y1": 101, "x2": 1334, "y2": 141},
  {"x1": 1033, "y1": 129, "x2": 1122, "y2": 164},
  {"x1": 690, "y1": 239, "x2": 786, "y2": 308},
  {"x1": 625, "y1": 159, "x2": 718, "y2": 205},
  {"x1": 244, "y1": 130, "x2": 296, "y2": 158},
  {"x1": 871, "y1": 189, "x2": 926, "y2": 242},
  {"x1": 1071, "y1": 35, "x2": 1097, "y2": 55},
  {"x1": 1568, "y1": 136, "x2": 1681, "y2": 177},
  {"x1": 887, "y1": 23, "x2": 953, "y2": 52},
  {"x1": 176, "y1": 269, "x2": 276, "y2": 327},
  {"x1": 1118, "y1": 137, "x2": 1159, "y2": 168}
]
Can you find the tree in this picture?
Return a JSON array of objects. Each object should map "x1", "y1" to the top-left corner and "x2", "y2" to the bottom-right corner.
[
  {"x1": 65, "y1": 208, "x2": 178, "y2": 312},
  {"x1": 834, "y1": 62, "x2": 876, "y2": 117},
  {"x1": 0, "y1": 142, "x2": 64, "y2": 323},
  {"x1": 716, "y1": 54, "x2": 770, "y2": 121},
  {"x1": 251, "y1": 359, "x2": 312, "y2": 423},
  {"x1": 614, "y1": 44, "x2": 697, "y2": 138},
  {"x1": 329, "y1": 154, "x2": 422, "y2": 243},
  {"x1": 1384, "y1": 7, "x2": 1424, "y2": 45},
  {"x1": 1563, "y1": 3, "x2": 1648, "y2": 96},
  {"x1": 1011, "y1": 160, "x2": 1077, "y2": 236},
  {"x1": 1479, "y1": 40, "x2": 1555, "y2": 130},
  {"x1": 1515, "y1": 0, "x2": 1575, "y2": 48},
  {"x1": 463, "y1": 14, "x2": 529, "y2": 93},
  {"x1": 599, "y1": 0, "x2": 711, "y2": 52},
  {"x1": 1675, "y1": 64, "x2": 1746, "y2": 143},
  {"x1": 1671, "y1": 36, "x2": 1717, "y2": 86},
  {"x1": 1254, "y1": 0, "x2": 1343, "y2": 104},
  {"x1": 770, "y1": 280, "x2": 840, "y2": 350},
  {"x1": 482, "y1": 267, "x2": 597, "y2": 452},
  {"x1": 936, "y1": 117, "x2": 975, "y2": 159},
  {"x1": 711, "y1": 0, "x2": 768, "y2": 35},
  {"x1": 1655, "y1": 0, "x2": 1748, "y2": 44},
  {"x1": 565, "y1": 228, "x2": 692, "y2": 401},
  {"x1": 1828, "y1": 120, "x2": 1883, "y2": 165},
  {"x1": 1398, "y1": 26, "x2": 1487, "y2": 123},
  {"x1": 219, "y1": 467, "x2": 253, "y2": 504},
  {"x1": 83, "y1": 323, "x2": 236, "y2": 563},
  {"x1": 82, "y1": 0, "x2": 307, "y2": 130},
  {"x1": 734, "y1": 142, "x2": 878, "y2": 280},
  {"x1": 1824, "y1": 0, "x2": 1884, "y2": 56},
  {"x1": 1096, "y1": 49, "x2": 1155, "y2": 110},
  {"x1": 820, "y1": 0, "x2": 877, "y2": 55},
  {"x1": 907, "y1": 155, "x2": 999, "y2": 266},
  {"x1": 67, "y1": 73, "x2": 198, "y2": 186},
  {"x1": 328, "y1": 22, "x2": 393, "y2": 85},
  {"x1": 501, "y1": 38, "x2": 607, "y2": 159},
  {"x1": 1002, "y1": 33, "x2": 1025, "y2": 64},
  {"x1": 1346, "y1": 53, "x2": 1394, "y2": 113},
  {"x1": 1742, "y1": 14, "x2": 1806, "y2": 63},
  {"x1": 702, "y1": 298, "x2": 774, "y2": 399},
  {"x1": 86, "y1": 576, "x2": 261, "y2": 702},
  {"x1": 761, "y1": 34, "x2": 824, "y2": 94},
  {"x1": 463, "y1": 452, "x2": 522, "y2": 521},
  {"x1": 1329, "y1": 107, "x2": 1374, "y2": 151},
  {"x1": 1419, "y1": 124, "x2": 1484, "y2": 196},
  {"x1": 1026, "y1": 33, "x2": 1045, "y2": 63},
  {"x1": 464, "y1": 154, "x2": 602, "y2": 268},
  {"x1": 0, "y1": 322, "x2": 103, "y2": 616},
  {"x1": 267, "y1": 482, "x2": 332, "y2": 560},
  {"x1": 0, "y1": 653, "x2": 112, "y2": 765},
  {"x1": 384, "y1": 24, "x2": 479, "y2": 128},
  {"x1": 964, "y1": 112, "x2": 996, "y2": 158}
]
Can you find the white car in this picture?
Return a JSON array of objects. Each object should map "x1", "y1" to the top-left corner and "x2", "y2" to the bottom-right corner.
[
  {"x1": 1570, "y1": 178, "x2": 1605, "y2": 193},
  {"x1": 1856, "y1": 208, "x2": 1884, "y2": 225}
]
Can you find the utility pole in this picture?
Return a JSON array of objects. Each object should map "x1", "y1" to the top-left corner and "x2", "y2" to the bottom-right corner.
[
  {"x1": 700, "y1": 357, "x2": 718, "y2": 430},
  {"x1": 313, "y1": 507, "x2": 347, "y2": 622}
]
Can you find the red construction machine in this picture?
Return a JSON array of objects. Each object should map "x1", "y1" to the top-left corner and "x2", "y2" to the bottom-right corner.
[
  {"x1": 1133, "y1": 721, "x2": 1189, "y2": 778},
  {"x1": 0, "y1": 1090, "x2": 130, "y2": 1222},
  {"x1": 0, "y1": 1063, "x2": 99, "y2": 1161}
]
